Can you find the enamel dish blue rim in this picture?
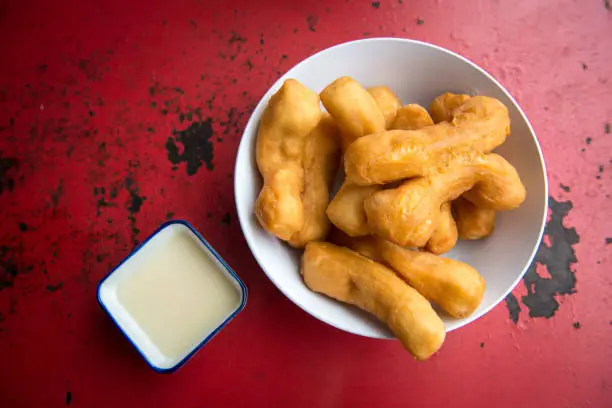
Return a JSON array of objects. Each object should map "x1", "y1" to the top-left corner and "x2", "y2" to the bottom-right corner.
[{"x1": 97, "y1": 220, "x2": 248, "y2": 373}]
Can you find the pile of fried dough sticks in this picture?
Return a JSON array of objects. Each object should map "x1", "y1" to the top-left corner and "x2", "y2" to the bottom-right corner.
[{"x1": 254, "y1": 76, "x2": 525, "y2": 360}]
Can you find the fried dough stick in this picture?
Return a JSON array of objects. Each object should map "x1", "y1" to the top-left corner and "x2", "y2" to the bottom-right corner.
[
  {"x1": 289, "y1": 115, "x2": 341, "y2": 247},
  {"x1": 328, "y1": 232, "x2": 485, "y2": 319},
  {"x1": 301, "y1": 242, "x2": 445, "y2": 360},
  {"x1": 365, "y1": 153, "x2": 525, "y2": 247},
  {"x1": 344, "y1": 96, "x2": 510, "y2": 185},
  {"x1": 255, "y1": 79, "x2": 322, "y2": 241}
]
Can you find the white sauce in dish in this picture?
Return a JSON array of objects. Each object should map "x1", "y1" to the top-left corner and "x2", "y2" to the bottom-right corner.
[{"x1": 98, "y1": 223, "x2": 244, "y2": 370}]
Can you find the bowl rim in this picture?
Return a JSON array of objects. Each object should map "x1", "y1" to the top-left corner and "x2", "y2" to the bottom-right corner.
[{"x1": 234, "y1": 37, "x2": 548, "y2": 336}]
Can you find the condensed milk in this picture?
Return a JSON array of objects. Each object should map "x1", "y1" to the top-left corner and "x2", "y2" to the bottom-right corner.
[{"x1": 98, "y1": 221, "x2": 247, "y2": 372}]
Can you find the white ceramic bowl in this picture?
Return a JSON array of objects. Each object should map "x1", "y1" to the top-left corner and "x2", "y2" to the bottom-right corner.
[{"x1": 235, "y1": 38, "x2": 547, "y2": 338}]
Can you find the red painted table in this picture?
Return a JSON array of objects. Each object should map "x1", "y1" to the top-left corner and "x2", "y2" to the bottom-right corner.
[{"x1": 1, "y1": 1, "x2": 611, "y2": 407}]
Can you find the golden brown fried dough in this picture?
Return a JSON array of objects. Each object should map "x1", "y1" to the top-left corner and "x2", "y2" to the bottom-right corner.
[
  {"x1": 391, "y1": 104, "x2": 435, "y2": 130},
  {"x1": 377, "y1": 240, "x2": 486, "y2": 319},
  {"x1": 327, "y1": 103, "x2": 434, "y2": 238},
  {"x1": 430, "y1": 92, "x2": 495, "y2": 243},
  {"x1": 461, "y1": 159, "x2": 526, "y2": 210},
  {"x1": 255, "y1": 79, "x2": 322, "y2": 241},
  {"x1": 429, "y1": 92, "x2": 471, "y2": 123},
  {"x1": 327, "y1": 234, "x2": 485, "y2": 318},
  {"x1": 321, "y1": 77, "x2": 386, "y2": 151},
  {"x1": 388, "y1": 101, "x2": 454, "y2": 254},
  {"x1": 301, "y1": 242, "x2": 445, "y2": 360},
  {"x1": 344, "y1": 96, "x2": 510, "y2": 185},
  {"x1": 367, "y1": 86, "x2": 402, "y2": 129},
  {"x1": 256, "y1": 167, "x2": 304, "y2": 241},
  {"x1": 425, "y1": 202, "x2": 458, "y2": 255},
  {"x1": 453, "y1": 197, "x2": 496, "y2": 240},
  {"x1": 327, "y1": 228, "x2": 384, "y2": 263},
  {"x1": 289, "y1": 115, "x2": 341, "y2": 247},
  {"x1": 326, "y1": 182, "x2": 381, "y2": 237},
  {"x1": 364, "y1": 153, "x2": 526, "y2": 247}
]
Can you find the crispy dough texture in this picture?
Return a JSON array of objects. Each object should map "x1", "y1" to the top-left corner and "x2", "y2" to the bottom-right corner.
[
  {"x1": 327, "y1": 233, "x2": 485, "y2": 319},
  {"x1": 392, "y1": 104, "x2": 435, "y2": 130},
  {"x1": 377, "y1": 240, "x2": 485, "y2": 319},
  {"x1": 364, "y1": 153, "x2": 526, "y2": 247},
  {"x1": 301, "y1": 242, "x2": 445, "y2": 360},
  {"x1": 289, "y1": 115, "x2": 341, "y2": 247},
  {"x1": 425, "y1": 202, "x2": 458, "y2": 254},
  {"x1": 388, "y1": 104, "x2": 456, "y2": 253},
  {"x1": 255, "y1": 79, "x2": 322, "y2": 241},
  {"x1": 326, "y1": 183, "x2": 381, "y2": 237},
  {"x1": 327, "y1": 102, "x2": 433, "y2": 238},
  {"x1": 321, "y1": 77, "x2": 386, "y2": 151},
  {"x1": 430, "y1": 93, "x2": 495, "y2": 243},
  {"x1": 453, "y1": 196, "x2": 496, "y2": 240},
  {"x1": 367, "y1": 86, "x2": 402, "y2": 129},
  {"x1": 429, "y1": 92, "x2": 471, "y2": 123},
  {"x1": 344, "y1": 96, "x2": 510, "y2": 185}
]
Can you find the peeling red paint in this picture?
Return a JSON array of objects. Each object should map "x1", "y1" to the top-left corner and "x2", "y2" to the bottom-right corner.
[{"x1": 0, "y1": 0, "x2": 611, "y2": 407}]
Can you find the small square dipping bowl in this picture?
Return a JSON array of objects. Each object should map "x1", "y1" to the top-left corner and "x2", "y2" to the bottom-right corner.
[{"x1": 97, "y1": 220, "x2": 247, "y2": 372}]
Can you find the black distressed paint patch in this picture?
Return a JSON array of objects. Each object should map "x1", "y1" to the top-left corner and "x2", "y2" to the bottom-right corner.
[
  {"x1": 221, "y1": 213, "x2": 231, "y2": 226},
  {"x1": 0, "y1": 155, "x2": 19, "y2": 195},
  {"x1": 219, "y1": 107, "x2": 247, "y2": 142},
  {"x1": 66, "y1": 391, "x2": 72, "y2": 405},
  {"x1": 306, "y1": 15, "x2": 318, "y2": 32},
  {"x1": 605, "y1": 123, "x2": 610, "y2": 134},
  {"x1": 166, "y1": 119, "x2": 215, "y2": 176},
  {"x1": 95, "y1": 194, "x2": 117, "y2": 216},
  {"x1": 228, "y1": 30, "x2": 247, "y2": 45},
  {"x1": 371, "y1": 1, "x2": 380, "y2": 8},
  {"x1": 505, "y1": 293, "x2": 521, "y2": 323},
  {"x1": 126, "y1": 178, "x2": 145, "y2": 215},
  {"x1": 148, "y1": 80, "x2": 205, "y2": 122},
  {"x1": 572, "y1": 321, "x2": 581, "y2": 329},
  {"x1": 511, "y1": 197, "x2": 579, "y2": 320},
  {"x1": 46, "y1": 282, "x2": 63, "y2": 292},
  {"x1": 125, "y1": 171, "x2": 146, "y2": 247},
  {"x1": 74, "y1": 49, "x2": 114, "y2": 82},
  {"x1": 560, "y1": 183, "x2": 570, "y2": 192},
  {"x1": 94, "y1": 185, "x2": 118, "y2": 216},
  {"x1": 0, "y1": 245, "x2": 19, "y2": 291},
  {"x1": 51, "y1": 180, "x2": 64, "y2": 208}
]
